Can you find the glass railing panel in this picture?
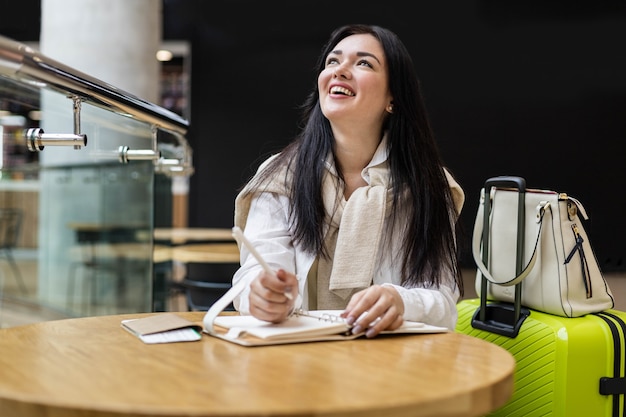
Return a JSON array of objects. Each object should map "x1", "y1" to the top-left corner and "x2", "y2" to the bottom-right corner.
[
  {"x1": 1, "y1": 85, "x2": 158, "y2": 318},
  {"x1": 38, "y1": 162, "x2": 154, "y2": 317},
  {"x1": 0, "y1": 35, "x2": 191, "y2": 324}
]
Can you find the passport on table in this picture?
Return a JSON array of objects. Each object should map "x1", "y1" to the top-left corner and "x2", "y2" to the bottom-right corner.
[{"x1": 121, "y1": 313, "x2": 203, "y2": 344}]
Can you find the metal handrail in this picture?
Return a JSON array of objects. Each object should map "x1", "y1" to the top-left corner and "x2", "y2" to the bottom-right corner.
[{"x1": 0, "y1": 34, "x2": 193, "y2": 175}]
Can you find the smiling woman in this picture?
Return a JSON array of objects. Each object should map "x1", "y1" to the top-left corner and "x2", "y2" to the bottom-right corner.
[{"x1": 229, "y1": 24, "x2": 466, "y2": 337}]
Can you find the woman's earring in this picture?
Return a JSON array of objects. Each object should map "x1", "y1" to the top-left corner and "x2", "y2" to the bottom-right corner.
[{"x1": 386, "y1": 104, "x2": 394, "y2": 114}]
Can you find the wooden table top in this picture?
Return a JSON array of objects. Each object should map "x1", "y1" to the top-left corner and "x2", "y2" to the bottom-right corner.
[
  {"x1": 154, "y1": 227, "x2": 234, "y2": 244},
  {"x1": 171, "y1": 243, "x2": 240, "y2": 263},
  {"x1": 0, "y1": 312, "x2": 515, "y2": 417},
  {"x1": 69, "y1": 242, "x2": 173, "y2": 262},
  {"x1": 67, "y1": 222, "x2": 148, "y2": 231}
]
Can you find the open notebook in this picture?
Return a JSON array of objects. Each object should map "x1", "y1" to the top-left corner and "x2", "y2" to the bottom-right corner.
[{"x1": 202, "y1": 275, "x2": 448, "y2": 347}]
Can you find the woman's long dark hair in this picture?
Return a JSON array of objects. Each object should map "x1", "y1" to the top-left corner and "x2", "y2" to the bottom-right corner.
[{"x1": 245, "y1": 24, "x2": 463, "y2": 295}]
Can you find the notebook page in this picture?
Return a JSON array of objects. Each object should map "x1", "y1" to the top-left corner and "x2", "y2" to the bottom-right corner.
[
  {"x1": 213, "y1": 314, "x2": 351, "y2": 341},
  {"x1": 306, "y1": 309, "x2": 449, "y2": 333}
]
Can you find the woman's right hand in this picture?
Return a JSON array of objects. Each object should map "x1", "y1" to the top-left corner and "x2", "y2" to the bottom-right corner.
[{"x1": 248, "y1": 268, "x2": 298, "y2": 323}]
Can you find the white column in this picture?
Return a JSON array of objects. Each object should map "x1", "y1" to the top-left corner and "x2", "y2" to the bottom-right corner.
[{"x1": 40, "y1": 0, "x2": 161, "y2": 102}]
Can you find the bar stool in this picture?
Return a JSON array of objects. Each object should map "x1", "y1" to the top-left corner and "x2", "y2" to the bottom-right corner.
[{"x1": 171, "y1": 243, "x2": 240, "y2": 311}]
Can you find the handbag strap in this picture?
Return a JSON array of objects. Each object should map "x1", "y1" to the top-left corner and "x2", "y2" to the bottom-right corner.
[{"x1": 472, "y1": 194, "x2": 551, "y2": 287}]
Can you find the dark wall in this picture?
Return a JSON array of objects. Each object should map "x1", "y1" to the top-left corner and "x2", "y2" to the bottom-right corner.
[
  {"x1": 164, "y1": 1, "x2": 626, "y2": 271},
  {"x1": 4, "y1": 1, "x2": 625, "y2": 270},
  {"x1": 0, "y1": 0, "x2": 41, "y2": 41}
]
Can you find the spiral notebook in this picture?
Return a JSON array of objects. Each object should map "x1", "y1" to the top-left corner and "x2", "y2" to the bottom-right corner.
[
  {"x1": 207, "y1": 309, "x2": 448, "y2": 346},
  {"x1": 202, "y1": 273, "x2": 448, "y2": 347}
]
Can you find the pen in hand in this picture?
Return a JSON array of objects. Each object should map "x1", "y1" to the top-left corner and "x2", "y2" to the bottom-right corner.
[{"x1": 231, "y1": 227, "x2": 293, "y2": 300}]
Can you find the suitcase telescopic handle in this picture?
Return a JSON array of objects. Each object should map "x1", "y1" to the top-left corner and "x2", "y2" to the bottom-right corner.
[
  {"x1": 483, "y1": 176, "x2": 526, "y2": 193},
  {"x1": 482, "y1": 176, "x2": 526, "y2": 279},
  {"x1": 474, "y1": 175, "x2": 529, "y2": 337}
]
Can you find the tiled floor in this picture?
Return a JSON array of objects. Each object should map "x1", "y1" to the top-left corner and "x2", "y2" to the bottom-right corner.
[{"x1": 1, "y1": 256, "x2": 625, "y2": 328}]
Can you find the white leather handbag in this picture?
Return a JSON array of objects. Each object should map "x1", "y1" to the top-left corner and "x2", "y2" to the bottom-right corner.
[{"x1": 472, "y1": 176, "x2": 614, "y2": 318}]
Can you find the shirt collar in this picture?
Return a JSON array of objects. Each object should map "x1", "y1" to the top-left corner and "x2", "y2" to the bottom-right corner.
[{"x1": 324, "y1": 133, "x2": 389, "y2": 180}]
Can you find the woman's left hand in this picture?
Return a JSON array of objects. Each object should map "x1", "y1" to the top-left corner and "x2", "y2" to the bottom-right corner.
[{"x1": 340, "y1": 284, "x2": 405, "y2": 338}]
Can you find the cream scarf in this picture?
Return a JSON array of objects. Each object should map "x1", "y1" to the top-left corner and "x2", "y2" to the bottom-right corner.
[
  {"x1": 316, "y1": 160, "x2": 391, "y2": 307},
  {"x1": 234, "y1": 154, "x2": 391, "y2": 309}
]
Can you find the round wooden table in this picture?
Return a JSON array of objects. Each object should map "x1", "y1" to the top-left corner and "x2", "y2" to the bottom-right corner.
[{"x1": 0, "y1": 312, "x2": 515, "y2": 417}]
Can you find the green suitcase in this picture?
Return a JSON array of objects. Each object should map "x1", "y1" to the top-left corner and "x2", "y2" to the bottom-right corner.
[
  {"x1": 457, "y1": 299, "x2": 626, "y2": 416},
  {"x1": 457, "y1": 176, "x2": 625, "y2": 416}
]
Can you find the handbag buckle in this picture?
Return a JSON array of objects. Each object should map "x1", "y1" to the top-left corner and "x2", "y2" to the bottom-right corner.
[
  {"x1": 567, "y1": 200, "x2": 578, "y2": 220},
  {"x1": 536, "y1": 201, "x2": 550, "y2": 223}
]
